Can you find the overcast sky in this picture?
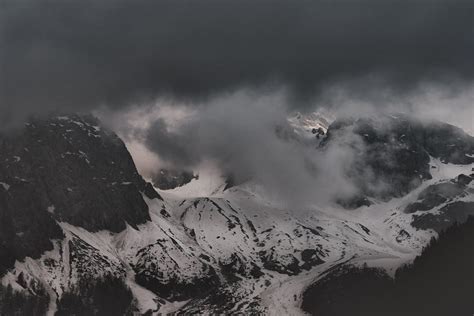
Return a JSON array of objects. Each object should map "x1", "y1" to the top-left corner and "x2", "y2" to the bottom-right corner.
[
  {"x1": 2, "y1": 0, "x2": 474, "y2": 122},
  {"x1": 2, "y1": 0, "x2": 473, "y2": 205}
]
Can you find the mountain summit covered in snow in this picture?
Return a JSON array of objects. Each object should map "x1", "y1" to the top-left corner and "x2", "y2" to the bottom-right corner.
[{"x1": 0, "y1": 112, "x2": 473, "y2": 315}]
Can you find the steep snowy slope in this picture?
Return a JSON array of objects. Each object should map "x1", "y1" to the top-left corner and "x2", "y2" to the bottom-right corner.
[{"x1": 7, "y1": 163, "x2": 472, "y2": 314}]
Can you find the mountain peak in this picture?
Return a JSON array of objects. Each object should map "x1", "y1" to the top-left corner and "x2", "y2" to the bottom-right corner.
[{"x1": 0, "y1": 114, "x2": 161, "y2": 275}]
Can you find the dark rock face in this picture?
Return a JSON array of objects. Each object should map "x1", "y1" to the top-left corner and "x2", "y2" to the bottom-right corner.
[
  {"x1": 412, "y1": 201, "x2": 474, "y2": 232},
  {"x1": 396, "y1": 229, "x2": 411, "y2": 243},
  {"x1": 69, "y1": 234, "x2": 126, "y2": 279},
  {"x1": 259, "y1": 247, "x2": 324, "y2": 276},
  {"x1": 403, "y1": 173, "x2": 474, "y2": 232},
  {"x1": 219, "y1": 253, "x2": 263, "y2": 282},
  {"x1": 457, "y1": 174, "x2": 473, "y2": 186},
  {"x1": 404, "y1": 175, "x2": 472, "y2": 214},
  {"x1": 261, "y1": 251, "x2": 301, "y2": 275},
  {"x1": 131, "y1": 231, "x2": 221, "y2": 301},
  {"x1": 177, "y1": 284, "x2": 263, "y2": 315},
  {"x1": 135, "y1": 271, "x2": 220, "y2": 302},
  {"x1": 420, "y1": 121, "x2": 474, "y2": 164},
  {"x1": 134, "y1": 249, "x2": 220, "y2": 302},
  {"x1": 300, "y1": 249, "x2": 325, "y2": 269},
  {"x1": 336, "y1": 196, "x2": 372, "y2": 209},
  {"x1": 322, "y1": 115, "x2": 474, "y2": 203},
  {"x1": 0, "y1": 115, "x2": 160, "y2": 275},
  {"x1": 152, "y1": 169, "x2": 197, "y2": 190}
]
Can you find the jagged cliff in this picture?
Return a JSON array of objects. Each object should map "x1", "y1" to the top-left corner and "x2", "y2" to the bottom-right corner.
[{"x1": 0, "y1": 115, "x2": 161, "y2": 276}]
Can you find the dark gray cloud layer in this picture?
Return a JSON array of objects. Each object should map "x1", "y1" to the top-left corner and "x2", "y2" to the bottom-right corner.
[{"x1": 2, "y1": 0, "x2": 474, "y2": 124}]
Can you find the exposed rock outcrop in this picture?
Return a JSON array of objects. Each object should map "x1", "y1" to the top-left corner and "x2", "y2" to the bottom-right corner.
[
  {"x1": 322, "y1": 114, "x2": 474, "y2": 204},
  {"x1": 0, "y1": 115, "x2": 161, "y2": 275}
]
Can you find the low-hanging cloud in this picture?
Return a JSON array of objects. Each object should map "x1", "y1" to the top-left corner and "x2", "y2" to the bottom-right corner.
[
  {"x1": 133, "y1": 90, "x2": 362, "y2": 207},
  {"x1": 100, "y1": 82, "x2": 473, "y2": 208},
  {"x1": 2, "y1": 0, "x2": 474, "y2": 127}
]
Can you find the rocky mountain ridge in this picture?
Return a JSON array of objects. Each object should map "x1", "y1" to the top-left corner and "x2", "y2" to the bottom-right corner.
[
  {"x1": 0, "y1": 113, "x2": 473, "y2": 315},
  {"x1": 0, "y1": 115, "x2": 161, "y2": 277}
]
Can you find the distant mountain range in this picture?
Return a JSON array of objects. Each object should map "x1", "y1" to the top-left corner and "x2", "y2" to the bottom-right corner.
[{"x1": 0, "y1": 112, "x2": 473, "y2": 315}]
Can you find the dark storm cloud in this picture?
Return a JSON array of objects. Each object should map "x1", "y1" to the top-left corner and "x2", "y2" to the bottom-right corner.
[{"x1": 1, "y1": 0, "x2": 474, "y2": 125}]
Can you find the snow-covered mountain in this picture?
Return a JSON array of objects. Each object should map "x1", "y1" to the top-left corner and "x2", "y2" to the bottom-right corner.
[{"x1": 0, "y1": 113, "x2": 473, "y2": 315}]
